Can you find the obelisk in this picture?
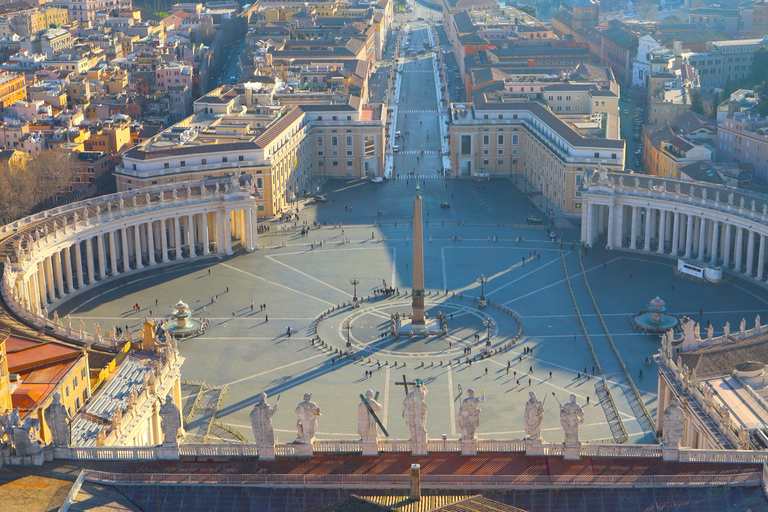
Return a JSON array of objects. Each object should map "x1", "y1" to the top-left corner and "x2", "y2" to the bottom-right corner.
[{"x1": 411, "y1": 183, "x2": 425, "y2": 325}]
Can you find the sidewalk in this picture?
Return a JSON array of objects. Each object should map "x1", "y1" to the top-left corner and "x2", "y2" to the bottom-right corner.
[{"x1": 428, "y1": 25, "x2": 451, "y2": 173}]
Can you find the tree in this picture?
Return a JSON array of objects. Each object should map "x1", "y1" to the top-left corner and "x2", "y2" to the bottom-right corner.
[
  {"x1": 0, "y1": 159, "x2": 34, "y2": 224},
  {"x1": 690, "y1": 90, "x2": 704, "y2": 115},
  {"x1": 748, "y1": 47, "x2": 768, "y2": 87},
  {"x1": 26, "y1": 150, "x2": 78, "y2": 205},
  {"x1": 710, "y1": 91, "x2": 721, "y2": 119},
  {"x1": 517, "y1": 4, "x2": 538, "y2": 18},
  {"x1": 723, "y1": 76, "x2": 734, "y2": 101}
]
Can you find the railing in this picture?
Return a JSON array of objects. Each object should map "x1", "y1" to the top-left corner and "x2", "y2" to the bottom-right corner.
[
  {"x1": 115, "y1": 161, "x2": 265, "y2": 179},
  {"x1": 77, "y1": 469, "x2": 762, "y2": 489},
  {"x1": 378, "y1": 439, "x2": 411, "y2": 452},
  {"x1": 427, "y1": 439, "x2": 461, "y2": 452},
  {"x1": 313, "y1": 440, "x2": 364, "y2": 453},
  {"x1": 179, "y1": 443, "x2": 259, "y2": 457},
  {"x1": 579, "y1": 444, "x2": 662, "y2": 458},
  {"x1": 477, "y1": 439, "x2": 526, "y2": 452},
  {"x1": 54, "y1": 446, "x2": 161, "y2": 460},
  {"x1": 677, "y1": 449, "x2": 768, "y2": 464}
]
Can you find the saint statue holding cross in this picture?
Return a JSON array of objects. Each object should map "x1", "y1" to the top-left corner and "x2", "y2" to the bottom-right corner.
[
  {"x1": 402, "y1": 380, "x2": 428, "y2": 446},
  {"x1": 358, "y1": 390, "x2": 383, "y2": 443}
]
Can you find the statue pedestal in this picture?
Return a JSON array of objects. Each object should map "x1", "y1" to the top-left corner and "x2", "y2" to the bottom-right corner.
[
  {"x1": 562, "y1": 443, "x2": 581, "y2": 461},
  {"x1": 460, "y1": 439, "x2": 477, "y2": 456},
  {"x1": 662, "y1": 446, "x2": 680, "y2": 462},
  {"x1": 411, "y1": 437, "x2": 428, "y2": 456},
  {"x1": 293, "y1": 442, "x2": 314, "y2": 457},
  {"x1": 157, "y1": 443, "x2": 181, "y2": 460},
  {"x1": 524, "y1": 438, "x2": 545, "y2": 456},
  {"x1": 258, "y1": 444, "x2": 276, "y2": 461},
  {"x1": 361, "y1": 441, "x2": 379, "y2": 456}
]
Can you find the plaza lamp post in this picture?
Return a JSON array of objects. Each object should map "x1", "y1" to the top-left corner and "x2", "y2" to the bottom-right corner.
[
  {"x1": 342, "y1": 319, "x2": 352, "y2": 348},
  {"x1": 477, "y1": 274, "x2": 488, "y2": 305},
  {"x1": 483, "y1": 318, "x2": 495, "y2": 349},
  {"x1": 350, "y1": 275, "x2": 361, "y2": 301}
]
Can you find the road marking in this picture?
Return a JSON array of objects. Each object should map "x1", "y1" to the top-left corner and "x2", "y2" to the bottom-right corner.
[
  {"x1": 223, "y1": 353, "x2": 326, "y2": 387},
  {"x1": 220, "y1": 263, "x2": 335, "y2": 306},
  {"x1": 441, "y1": 246, "x2": 447, "y2": 291},
  {"x1": 447, "y1": 365, "x2": 456, "y2": 436},
  {"x1": 391, "y1": 247, "x2": 397, "y2": 289},
  {"x1": 265, "y1": 254, "x2": 348, "y2": 296}
]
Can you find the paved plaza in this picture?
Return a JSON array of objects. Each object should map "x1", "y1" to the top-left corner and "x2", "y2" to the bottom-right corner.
[{"x1": 54, "y1": 176, "x2": 768, "y2": 446}]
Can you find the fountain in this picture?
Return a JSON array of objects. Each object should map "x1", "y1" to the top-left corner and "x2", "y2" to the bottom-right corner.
[
  {"x1": 161, "y1": 300, "x2": 203, "y2": 338},
  {"x1": 630, "y1": 296, "x2": 679, "y2": 334}
]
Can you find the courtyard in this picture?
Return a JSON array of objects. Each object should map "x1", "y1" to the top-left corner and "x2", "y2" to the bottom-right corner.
[{"x1": 53, "y1": 177, "x2": 768, "y2": 446}]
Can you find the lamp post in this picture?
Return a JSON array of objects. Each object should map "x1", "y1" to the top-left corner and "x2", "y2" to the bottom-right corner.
[
  {"x1": 483, "y1": 318, "x2": 495, "y2": 348},
  {"x1": 350, "y1": 275, "x2": 361, "y2": 301},
  {"x1": 342, "y1": 319, "x2": 352, "y2": 348},
  {"x1": 477, "y1": 274, "x2": 488, "y2": 304}
]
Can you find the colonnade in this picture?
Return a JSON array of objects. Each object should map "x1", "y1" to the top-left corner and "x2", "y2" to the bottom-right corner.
[
  {"x1": 2, "y1": 179, "x2": 259, "y2": 333},
  {"x1": 581, "y1": 172, "x2": 768, "y2": 284}
]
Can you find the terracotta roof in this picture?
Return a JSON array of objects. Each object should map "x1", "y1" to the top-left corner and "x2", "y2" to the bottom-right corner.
[{"x1": 680, "y1": 334, "x2": 768, "y2": 378}]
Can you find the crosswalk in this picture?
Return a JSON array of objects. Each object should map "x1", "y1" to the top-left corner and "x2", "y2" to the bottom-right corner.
[
  {"x1": 396, "y1": 150, "x2": 441, "y2": 155},
  {"x1": 399, "y1": 109, "x2": 439, "y2": 114},
  {"x1": 402, "y1": 70, "x2": 433, "y2": 74},
  {"x1": 391, "y1": 174, "x2": 445, "y2": 179}
]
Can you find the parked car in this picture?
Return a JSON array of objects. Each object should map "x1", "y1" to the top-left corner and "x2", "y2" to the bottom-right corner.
[
  {"x1": 393, "y1": 145, "x2": 400, "y2": 153},
  {"x1": 440, "y1": 202, "x2": 451, "y2": 209},
  {"x1": 372, "y1": 176, "x2": 384, "y2": 183},
  {"x1": 527, "y1": 216, "x2": 542, "y2": 224},
  {"x1": 395, "y1": 130, "x2": 401, "y2": 138},
  {"x1": 313, "y1": 195, "x2": 327, "y2": 202}
]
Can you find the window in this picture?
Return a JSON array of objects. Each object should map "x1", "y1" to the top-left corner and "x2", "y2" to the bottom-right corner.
[
  {"x1": 65, "y1": 386, "x2": 70, "y2": 397},
  {"x1": 256, "y1": 177, "x2": 263, "y2": 188},
  {"x1": 512, "y1": 135, "x2": 518, "y2": 145},
  {"x1": 612, "y1": 153, "x2": 617, "y2": 159},
  {"x1": 222, "y1": 157, "x2": 228, "y2": 163},
  {"x1": 164, "y1": 163, "x2": 169, "y2": 169},
  {"x1": 81, "y1": 367, "x2": 86, "y2": 379},
  {"x1": 331, "y1": 136, "x2": 338, "y2": 146},
  {"x1": 201, "y1": 158, "x2": 206, "y2": 165},
  {"x1": 318, "y1": 150, "x2": 324, "y2": 157},
  {"x1": 332, "y1": 150, "x2": 339, "y2": 156},
  {"x1": 132, "y1": 164, "x2": 136, "y2": 170},
  {"x1": 483, "y1": 135, "x2": 490, "y2": 145},
  {"x1": 347, "y1": 160, "x2": 353, "y2": 167},
  {"x1": 332, "y1": 161, "x2": 338, "y2": 166},
  {"x1": 594, "y1": 152, "x2": 599, "y2": 158},
  {"x1": 461, "y1": 135, "x2": 471, "y2": 155},
  {"x1": 180, "y1": 161, "x2": 185, "y2": 167},
  {"x1": 346, "y1": 136, "x2": 352, "y2": 146},
  {"x1": 73, "y1": 376, "x2": 78, "y2": 388},
  {"x1": 346, "y1": 150, "x2": 353, "y2": 156},
  {"x1": 497, "y1": 149, "x2": 504, "y2": 155},
  {"x1": 239, "y1": 155, "x2": 244, "y2": 161},
  {"x1": 483, "y1": 149, "x2": 490, "y2": 155},
  {"x1": 497, "y1": 134, "x2": 504, "y2": 145},
  {"x1": 483, "y1": 159, "x2": 489, "y2": 164},
  {"x1": 317, "y1": 136, "x2": 324, "y2": 146},
  {"x1": 498, "y1": 159, "x2": 503, "y2": 164}
]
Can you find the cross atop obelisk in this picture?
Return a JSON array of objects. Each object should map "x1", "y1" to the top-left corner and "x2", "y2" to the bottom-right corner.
[{"x1": 411, "y1": 182, "x2": 425, "y2": 325}]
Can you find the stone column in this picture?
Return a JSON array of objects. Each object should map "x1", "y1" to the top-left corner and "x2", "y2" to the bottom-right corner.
[
  {"x1": 64, "y1": 246, "x2": 74, "y2": 293},
  {"x1": 586, "y1": 204, "x2": 595, "y2": 247},
  {"x1": 31, "y1": 271, "x2": 40, "y2": 313},
  {"x1": 147, "y1": 221, "x2": 156, "y2": 265},
  {"x1": 174, "y1": 217, "x2": 183, "y2": 259},
  {"x1": 629, "y1": 206, "x2": 638, "y2": 249},
  {"x1": 109, "y1": 231, "x2": 119, "y2": 276},
  {"x1": 710, "y1": 221, "x2": 720, "y2": 264},
  {"x1": 606, "y1": 205, "x2": 615, "y2": 250},
  {"x1": 121, "y1": 228, "x2": 130, "y2": 272},
  {"x1": 134, "y1": 224, "x2": 143, "y2": 269},
  {"x1": 161, "y1": 219, "x2": 170, "y2": 263},
  {"x1": 97, "y1": 233, "x2": 106, "y2": 279},
  {"x1": 697, "y1": 217, "x2": 707, "y2": 261},
  {"x1": 723, "y1": 224, "x2": 732, "y2": 268},
  {"x1": 734, "y1": 227, "x2": 744, "y2": 272},
  {"x1": 580, "y1": 201, "x2": 589, "y2": 242},
  {"x1": 614, "y1": 204, "x2": 624, "y2": 248},
  {"x1": 758, "y1": 235, "x2": 766, "y2": 281},
  {"x1": 224, "y1": 211, "x2": 233, "y2": 255},
  {"x1": 684, "y1": 215, "x2": 694, "y2": 258},
  {"x1": 187, "y1": 214, "x2": 196, "y2": 257},
  {"x1": 53, "y1": 251, "x2": 64, "y2": 298},
  {"x1": 747, "y1": 230, "x2": 756, "y2": 276},
  {"x1": 44, "y1": 256, "x2": 55, "y2": 301},
  {"x1": 657, "y1": 209, "x2": 667, "y2": 254},
  {"x1": 671, "y1": 212, "x2": 680, "y2": 255},
  {"x1": 85, "y1": 238, "x2": 95, "y2": 284},
  {"x1": 245, "y1": 208, "x2": 255, "y2": 252},
  {"x1": 643, "y1": 207, "x2": 652, "y2": 251},
  {"x1": 215, "y1": 211, "x2": 225, "y2": 255},
  {"x1": 37, "y1": 261, "x2": 47, "y2": 305},
  {"x1": 202, "y1": 212, "x2": 210, "y2": 256},
  {"x1": 74, "y1": 241, "x2": 84, "y2": 288}
]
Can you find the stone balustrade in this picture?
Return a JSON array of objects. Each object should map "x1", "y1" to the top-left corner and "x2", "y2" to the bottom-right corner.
[{"x1": 0, "y1": 176, "x2": 259, "y2": 349}]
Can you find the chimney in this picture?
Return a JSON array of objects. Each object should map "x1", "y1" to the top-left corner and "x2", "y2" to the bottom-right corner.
[{"x1": 409, "y1": 464, "x2": 421, "y2": 501}]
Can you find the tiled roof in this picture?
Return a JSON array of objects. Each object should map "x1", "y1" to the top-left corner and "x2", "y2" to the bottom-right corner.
[
  {"x1": 680, "y1": 334, "x2": 768, "y2": 379},
  {"x1": 600, "y1": 25, "x2": 637, "y2": 50},
  {"x1": 453, "y1": 11, "x2": 474, "y2": 34}
]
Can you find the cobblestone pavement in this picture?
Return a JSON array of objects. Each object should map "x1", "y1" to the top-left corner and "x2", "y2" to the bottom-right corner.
[{"x1": 54, "y1": 177, "x2": 768, "y2": 445}]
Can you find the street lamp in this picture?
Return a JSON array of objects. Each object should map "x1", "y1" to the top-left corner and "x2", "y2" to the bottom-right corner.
[
  {"x1": 477, "y1": 274, "x2": 488, "y2": 304},
  {"x1": 350, "y1": 275, "x2": 361, "y2": 301},
  {"x1": 342, "y1": 319, "x2": 352, "y2": 348},
  {"x1": 483, "y1": 318, "x2": 495, "y2": 348}
]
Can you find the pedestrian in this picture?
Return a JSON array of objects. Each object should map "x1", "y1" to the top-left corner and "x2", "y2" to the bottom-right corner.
[
  {"x1": 549, "y1": 371, "x2": 552, "y2": 379},
  {"x1": 485, "y1": 367, "x2": 488, "y2": 375},
  {"x1": 155, "y1": 299, "x2": 158, "y2": 306},
  {"x1": 232, "y1": 312, "x2": 235, "y2": 318},
  {"x1": 529, "y1": 365, "x2": 532, "y2": 374},
  {"x1": 265, "y1": 315, "x2": 268, "y2": 322},
  {"x1": 639, "y1": 369, "x2": 644, "y2": 378},
  {"x1": 149, "y1": 310, "x2": 152, "y2": 316},
  {"x1": 578, "y1": 372, "x2": 581, "y2": 379},
  {"x1": 586, "y1": 396, "x2": 590, "y2": 405},
  {"x1": 226, "y1": 286, "x2": 229, "y2": 293},
  {"x1": 516, "y1": 379, "x2": 519, "y2": 386},
  {"x1": 592, "y1": 366, "x2": 595, "y2": 374},
  {"x1": 506, "y1": 367, "x2": 509, "y2": 374},
  {"x1": 528, "y1": 378, "x2": 531, "y2": 386},
  {"x1": 203, "y1": 306, "x2": 207, "y2": 312}
]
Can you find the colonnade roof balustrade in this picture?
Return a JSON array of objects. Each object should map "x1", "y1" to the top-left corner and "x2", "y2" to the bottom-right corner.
[{"x1": 0, "y1": 174, "x2": 261, "y2": 351}]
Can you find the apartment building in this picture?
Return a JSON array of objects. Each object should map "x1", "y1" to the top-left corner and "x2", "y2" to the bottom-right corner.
[
  {"x1": 641, "y1": 124, "x2": 712, "y2": 180},
  {"x1": 541, "y1": 82, "x2": 619, "y2": 118},
  {"x1": 717, "y1": 110, "x2": 768, "y2": 180},
  {"x1": 450, "y1": 95, "x2": 624, "y2": 215},
  {"x1": 688, "y1": 39, "x2": 768, "y2": 93},
  {"x1": 116, "y1": 88, "x2": 384, "y2": 218},
  {"x1": 0, "y1": 71, "x2": 26, "y2": 108}
]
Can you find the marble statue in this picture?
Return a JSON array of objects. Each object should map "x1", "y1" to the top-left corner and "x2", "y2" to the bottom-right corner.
[
  {"x1": 65, "y1": 315, "x2": 71, "y2": 335},
  {"x1": 458, "y1": 389, "x2": 484, "y2": 442},
  {"x1": 728, "y1": 192, "x2": 734, "y2": 205},
  {"x1": 79, "y1": 318, "x2": 85, "y2": 338},
  {"x1": 619, "y1": 177, "x2": 624, "y2": 188},
  {"x1": 715, "y1": 191, "x2": 720, "y2": 203},
  {"x1": 131, "y1": 196, "x2": 137, "y2": 207},
  {"x1": 757, "y1": 315, "x2": 762, "y2": 333},
  {"x1": 662, "y1": 398, "x2": 687, "y2": 448},
  {"x1": 295, "y1": 393, "x2": 321, "y2": 444},
  {"x1": 159, "y1": 395, "x2": 182, "y2": 445},
  {"x1": 119, "y1": 198, "x2": 125, "y2": 209},
  {"x1": 43, "y1": 305, "x2": 48, "y2": 319},
  {"x1": 647, "y1": 178, "x2": 653, "y2": 191},
  {"x1": 357, "y1": 389, "x2": 382, "y2": 443},
  {"x1": 694, "y1": 322, "x2": 700, "y2": 340},
  {"x1": 250, "y1": 392, "x2": 278, "y2": 456},
  {"x1": 0, "y1": 408, "x2": 12, "y2": 441},
  {"x1": 740, "y1": 197, "x2": 745, "y2": 209},
  {"x1": 524, "y1": 391, "x2": 544, "y2": 441},
  {"x1": 96, "y1": 428, "x2": 107, "y2": 446},
  {"x1": 559, "y1": 394, "x2": 584, "y2": 446},
  {"x1": 763, "y1": 204, "x2": 768, "y2": 217},
  {"x1": 738, "y1": 425, "x2": 750, "y2": 449},
  {"x1": 94, "y1": 322, "x2": 100, "y2": 340},
  {"x1": 145, "y1": 193, "x2": 151, "y2": 205},
  {"x1": 13, "y1": 417, "x2": 42, "y2": 455},
  {"x1": 633, "y1": 177, "x2": 640, "y2": 188},
  {"x1": 44, "y1": 392, "x2": 71, "y2": 447},
  {"x1": 706, "y1": 324, "x2": 713, "y2": 340},
  {"x1": 740, "y1": 318, "x2": 747, "y2": 336},
  {"x1": 172, "y1": 188, "x2": 178, "y2": 200},
  {"x1": 53, "y1": 310, "x2": 59, "y2": 325},
  {"x1": 753, "y1": 199, "x2": 757, "y2": 211},
  {"x1": 702, "y1": 188, "x2": 707, "y2": 200},
  {"x1": 402, "y1": 381, "x2": 428, "y2": 447},
  {"x1": 675, "y1": 182, "x2": 681, "y2": 194},
  {"x1": 724, "y1": 321, "x2": 731, "y2": 338}
]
